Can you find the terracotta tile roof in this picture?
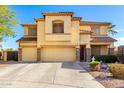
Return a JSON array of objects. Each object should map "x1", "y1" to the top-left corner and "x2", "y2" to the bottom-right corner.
[
  {"x1": 80, "y1": 30, "x2": 93, "y2": 34},
  {"x1": 34, "y1": 18, "x2": 45, "y2": 22},
  {"x1": 42, "y1": 12, "x2": 74, "y2": 16},
  {"x1": 71, "y1": 17, "x2": 82, "y2": 21},
  {"x1": 16, "y1": 37, "x2": 37, "y2": 42},
  {"x1": 80, "y1": 21, "x2": 111, "y2": 26},
  {"x1": 91, "y1": 36, "x2": 117, "y2": 42}
]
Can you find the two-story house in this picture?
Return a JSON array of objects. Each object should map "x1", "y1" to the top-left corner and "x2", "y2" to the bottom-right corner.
[{"x1": 16, "y1": 12, "x2": 117, "y2": 62}]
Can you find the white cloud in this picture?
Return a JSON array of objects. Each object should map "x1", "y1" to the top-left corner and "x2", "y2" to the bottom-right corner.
[{"x1": 116, "y1": 37, "x2": 124, "y2": 42}]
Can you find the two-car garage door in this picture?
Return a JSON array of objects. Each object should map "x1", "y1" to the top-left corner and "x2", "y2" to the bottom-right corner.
[
  {"x1": 41, "y1": 47, "x2": 76, "y2": 62},
  {"x1": 21, "y1": 47, "x2": 76, "y2": 62}
]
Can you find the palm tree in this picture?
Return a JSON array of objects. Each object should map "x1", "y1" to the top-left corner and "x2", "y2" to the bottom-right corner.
[{"x1": 107, "y1": 24, "x2": 117, "y2": 35}]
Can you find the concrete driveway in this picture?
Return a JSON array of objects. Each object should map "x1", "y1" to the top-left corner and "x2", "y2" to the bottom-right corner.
[{"x1": 0, "y1": 62, "x2": 104, "y2": 88}]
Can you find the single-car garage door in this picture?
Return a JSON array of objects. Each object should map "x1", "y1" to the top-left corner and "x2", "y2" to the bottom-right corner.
[
  {"x1": 22, "y1": 47, "x2": 37, "y2": 61},
  {"x1": 41, "y1": 47, "x2": 76, "y2": 62}
]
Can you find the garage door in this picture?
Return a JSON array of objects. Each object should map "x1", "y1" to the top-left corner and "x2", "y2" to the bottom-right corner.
[
  {"x1": 22, "y1": 47, "x2": 37, "y2": 61},
  {"x1": 41, "y1": 47, "x2": 76, "y2": 62}
]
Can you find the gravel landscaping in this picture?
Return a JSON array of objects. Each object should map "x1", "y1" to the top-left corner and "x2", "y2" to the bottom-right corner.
[
  {"x1": 89, "y1": 71, "x2": 124, "y2": 88},
  {"x1": 79, "y1": 62, "x2": 124, "y2": 88}
]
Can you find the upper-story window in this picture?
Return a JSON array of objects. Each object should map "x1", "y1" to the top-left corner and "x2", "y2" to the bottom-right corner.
[
  {"x1": 28, "y1": 26, "x2": 37, "y2": 36},
  {"x1": 91, "y1": 26, "x2": 100, "y2": 35},
  {"x1": 52, "y1": 20, "x2": 64, "y2": 33}
]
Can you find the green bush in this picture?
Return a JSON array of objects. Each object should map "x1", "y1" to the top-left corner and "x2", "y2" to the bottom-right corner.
[
  {"x1": 109, "y1": 64, "x2": 124, "y2": 79},
  {"x1": 94, "y1": 55, "x2": 118, "y2": 63},
  {"x1": 118, "y1": 54, "x2": 124, "y2": 63}
]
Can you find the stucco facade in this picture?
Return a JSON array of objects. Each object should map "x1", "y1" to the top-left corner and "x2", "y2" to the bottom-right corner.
[{"x1": 17, "y1": 12, "x2": 117, "y2": 62}]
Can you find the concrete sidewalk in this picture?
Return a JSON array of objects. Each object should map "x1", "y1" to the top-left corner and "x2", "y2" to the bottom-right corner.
[{"x1": 0, "y1": 62, "x2": 104, "y2": 88}]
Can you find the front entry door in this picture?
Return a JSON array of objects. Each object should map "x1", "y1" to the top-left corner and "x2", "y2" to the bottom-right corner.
[{"x1": 80, "y1": 46, "x2": 85, "y2": 62}]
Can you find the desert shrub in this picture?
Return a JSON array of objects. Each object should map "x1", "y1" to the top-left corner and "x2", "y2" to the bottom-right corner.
[
  {"x1": 109, "y1": 64, "x2": 124, "y2": 79},
  {"x1": 94, "y1": 55, "x2": 118, "y2": 63}
]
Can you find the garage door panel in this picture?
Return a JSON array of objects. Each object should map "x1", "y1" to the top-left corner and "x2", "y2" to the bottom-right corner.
[
  {"x1": 22, "y1": 47, "x2": 37, "y2": 61},
  {"x1": 41, "y1": 47, "x2": 76, "y2": 62}
]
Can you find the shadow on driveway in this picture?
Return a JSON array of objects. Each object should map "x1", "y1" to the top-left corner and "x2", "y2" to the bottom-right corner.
[{"x1": 61, "y1": 62, "x2": 85, "y2": 71}]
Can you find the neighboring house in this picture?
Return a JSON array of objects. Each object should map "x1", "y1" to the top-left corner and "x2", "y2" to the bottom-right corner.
[
  {"x1": 118, "y1": 45, "x2": 124, "y2": 55},
  {"x1": 16, "y1": 12, "x2": 117, "y2": 62}
]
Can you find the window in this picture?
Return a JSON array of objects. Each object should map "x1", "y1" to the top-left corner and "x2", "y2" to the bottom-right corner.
[
  {"x1": 91, "y1": 46, "x2": 101, "y2": 56},
  {"x1": 52, "y1": 20, "x2": 64, "y2": 33},
  {"x1": 28, "y1": 26, "x2": 37, "y2": 36},
  {"x1": 91, "y1": 26, "x2": 100, "y2": 35}
]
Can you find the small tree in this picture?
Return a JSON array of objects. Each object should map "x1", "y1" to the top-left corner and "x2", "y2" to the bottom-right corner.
[
  {"x1": 107, "y1": 24, "x2": 117, "y2": 35},
  {"x1": 7, "y1": 48, "x2": 13, "y2": 51},
  {"x1": 0, "y1": 5, "x2": 18, "y2": 42}
]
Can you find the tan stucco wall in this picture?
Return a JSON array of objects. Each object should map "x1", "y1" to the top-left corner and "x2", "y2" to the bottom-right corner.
[
  {"x1": 80, "y1": 26, "x2": 91, "y2": 31},
  {"x1": 41, "y1": 47, "x2": 76, "y2": 62},
  {"x1": 37, "y1": 21, "x2": 45, "y2": 47},
  {"x1": 20, "y1": 42, "x2": 37, "y2": 46},
  {"x1": 71, "y1": 21, "x2": 80, "y2": 46},
  {"x1": 109, "y1": 42, "x2": 114, "y2": 48},
  {"x1": 45, "y1": 34, "x2": 71, "y2": 41},
  {"x1": 42, "y1": 42, "x2": 74, "y2": 46},
  {"x1": 80, "y1": 34, "x2": 91, "y2": 44},
  {"x1": 22, "y1": 47, "x2": 37, "y2": 61},
  {"x1": 100, "y1": 26, "x2": 108, "y2": 35}
]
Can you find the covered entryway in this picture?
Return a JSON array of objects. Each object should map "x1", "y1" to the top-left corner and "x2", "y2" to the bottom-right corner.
[
  {"x1": 22, "y1": 47, "x2": 37, "y2": 61},
  {"x1": 41, "y1": 46, "x2": 76, "y2": 62}
]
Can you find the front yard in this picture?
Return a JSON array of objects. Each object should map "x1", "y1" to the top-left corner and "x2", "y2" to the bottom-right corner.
[{"x1": 79, "y1": 62, "x2": 124, "y2": 88}]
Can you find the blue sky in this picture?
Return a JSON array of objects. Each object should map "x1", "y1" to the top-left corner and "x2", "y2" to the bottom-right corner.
[{"x1": 2, "y1": 5, "x2": 124, "y2": 50}]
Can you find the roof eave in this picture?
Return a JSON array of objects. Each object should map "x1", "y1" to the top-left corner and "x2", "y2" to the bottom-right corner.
[
  {"x1": 80, "y1": 21, "x2": 111, "y2": 26},
  {"x1": 21, "y1": 24, "x2": 37, "y2": 26},
  {"x1": 34, "y1": 18, "x2": 45, "y2": 22},
  {"x1": 91, "y1": 36, "x2": 117, "y2": 42},
  {"x1": 42, "y1": 12, "x2": 74, "y2": 16}
]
